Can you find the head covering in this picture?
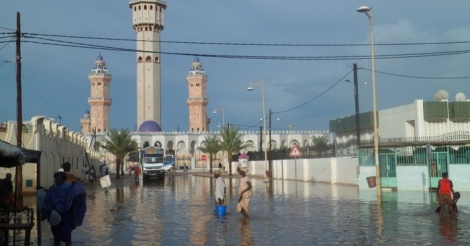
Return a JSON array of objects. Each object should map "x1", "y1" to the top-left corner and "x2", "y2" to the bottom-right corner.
[
  {"x1": 214, "y1": 170, "x2": 222, "y2": 175},
  {"x1": 53, "y1": 171, "x2": 67, "y2": 180},
  {"x1": 239, "y1": 166, "x2": 249, "y2": 173}
]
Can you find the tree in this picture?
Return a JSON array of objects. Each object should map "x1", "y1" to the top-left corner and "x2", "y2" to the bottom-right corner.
[
  {"x1": 197, "y1": 135, "x2": 221, "y2": 174},
  {"x1": 219, "y1": 126, "x2": 246, "y2": 176},
  {"x1": 311, "y1": 135, "x2": 330, "y2": 157},
  {"x1": 101, "y1": 128, "x2": 138, "y2": 179}
]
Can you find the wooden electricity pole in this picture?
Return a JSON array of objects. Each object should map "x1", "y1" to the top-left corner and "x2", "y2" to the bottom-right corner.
[{"x1": 16, "y1": 12, "x2": 24, "y2": 207}]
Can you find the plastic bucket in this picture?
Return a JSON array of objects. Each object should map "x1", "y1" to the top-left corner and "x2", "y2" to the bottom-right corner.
[
  {"x1": 366, "y1": 176, "x2": 376, "y2": 188},
  {"x1": 216, "y1": 205, "x2": 227, "y2": 216}
]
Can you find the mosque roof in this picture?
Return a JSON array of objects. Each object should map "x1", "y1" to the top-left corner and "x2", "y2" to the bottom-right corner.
[
  {"x1": 193, "y1": 57, "x2": 200, "y2": 63},
  {"x1": 138, "y1": 120, "x2": 162, "y2": 132},
  {"x1": 97, "y1": 54, "x2": 103, "y2": 61}
]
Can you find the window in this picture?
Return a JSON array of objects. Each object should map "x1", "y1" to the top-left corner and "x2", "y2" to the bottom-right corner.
[
  {"x1": 150, "y1": 5, "x2": 153, "y2": 10},
  {"x1": 144, "y1": 5, "x2": 147, "y2": 10},
  {"x1": 145, "y1": 26, "x2": 148, "y2": 31},
  {"x1": 134, "y1": 6, "x2": 136, "y2": 11},
  {"x1": 138, "y1": 56, "x2": 143, "y2": 62},
  {"x1": 155, "y1": 57, "x2": 159, "y2": 63},
  {"x1": 98, "y1": 82, "x2": 101, "y2": 85},
  {"x1": 146, "y1": 56, "x2": 151, "y2": 62},
  {"x1": 138, "y1": 6, "x2": 141, "y2": 10}
]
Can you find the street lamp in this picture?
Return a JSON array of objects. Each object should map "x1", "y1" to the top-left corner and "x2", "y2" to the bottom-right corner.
[
  {"x1": 212, "y1": 107, "x2": 225, "y2": 127},
  {"x1": 247, "y1": 79, "x2": 269, "y2": 180},
  {"x1": 358, "y1": 5, "x2": 381, "y2": 197},
  {"x1": 288, "y1": 124, "x2": 295, "y2": 131}
]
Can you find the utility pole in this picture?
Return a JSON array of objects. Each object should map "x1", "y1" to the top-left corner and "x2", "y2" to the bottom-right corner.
[
  {"x1": 259, "y1": 126, "x2": 263, "y2": 153},
  {"x1": 16, "y1": 12, "x2": 24, "y2": 207},
  {"x1": 353, "y1": 63, "x2": 361, "y2": 147},
  {"x1": 268, "y1": 109, "x2": 273, "y2": 191}
]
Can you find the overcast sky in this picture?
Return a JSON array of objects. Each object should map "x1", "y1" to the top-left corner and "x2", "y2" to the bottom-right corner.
[{"x1": 2, "y1": 1, "x2": 470, "y2": 133}]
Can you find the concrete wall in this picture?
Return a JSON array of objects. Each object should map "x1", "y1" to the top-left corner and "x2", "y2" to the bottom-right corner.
[
  {"x1": 359, "y1": 164, "x2": 470, "y2": 191},
  {"x1": 241, "y1": 157, "x2": 359, "y2": 186},
  {"x1": 396, "y1": 166, "x2": 429, "y2": 191},
  {"x1": 0, "y1": 116, "x2": 101, "y2": 191}
]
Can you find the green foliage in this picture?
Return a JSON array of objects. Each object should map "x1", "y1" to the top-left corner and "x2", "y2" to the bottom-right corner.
[
  {"x1": 311, "y1": 135, "x2": 330, "y2": 157},
  {"x1": 219, "y1": 126, "x2": 246, "y2": 175},
  {"x1": 197, "y1": 135, "x2": 221, "y2": 174},
  {"x1": 101, "y1": 128, "x2": 138, "y2": 178}
]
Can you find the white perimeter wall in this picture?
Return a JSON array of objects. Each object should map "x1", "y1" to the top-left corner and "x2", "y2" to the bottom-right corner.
[
  {"x1": 233, "y1": 157, "x2": 358, "y2": 186},
  {"x1": 229, "y1": 157, "x2": 470, "y2": 191}
]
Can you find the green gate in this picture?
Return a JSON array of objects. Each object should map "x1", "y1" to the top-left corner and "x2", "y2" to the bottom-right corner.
[
  {"x1": 379, "y1": 153, "x2": 397, "y2": 188},
  {"x1": 428, "y1": 151, "x2": 449, "y2": 188}
]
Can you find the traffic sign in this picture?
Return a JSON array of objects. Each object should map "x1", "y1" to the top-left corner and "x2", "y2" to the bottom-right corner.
[
  {"x1": 201, "y1": 155, "x2": 207, "y2": 161},
  {"x1": 289, "y1": 145, "x2": 302, "y2": 157}
]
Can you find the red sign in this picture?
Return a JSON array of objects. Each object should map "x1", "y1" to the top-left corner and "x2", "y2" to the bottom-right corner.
[
  {"x1": 201, "y1": 155, "x2": 207, "y2": 161},
  {"x1": 289, "y1": 145, "x2": 302, "y2": 157}
]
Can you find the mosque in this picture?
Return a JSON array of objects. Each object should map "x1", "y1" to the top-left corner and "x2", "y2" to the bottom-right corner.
[{"x1": 79, "y1": 0, "x2": 325, "y2": 170}]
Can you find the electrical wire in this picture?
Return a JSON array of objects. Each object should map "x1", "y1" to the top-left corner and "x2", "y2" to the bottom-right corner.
[
  {"x1": 21, "y1": 38, "x2": 470, "y2": 61},
  {"x1": 0, "y1": 38, "x2": 14, "y2": 53},
  {"x1": 23, "y1": 32, "x2": 470, "y2": 47},
  {"x1": 272, "y1": 69, "x2": 354, "y2": 114},
  {"x1": 360, "y1": 68, "x2": 470, "y2": 80},
  {"x1": 5, "y1": 62, "x2": 59, "y2": 118},
  {"x1": 0, "y1": 27, "x2": 15, "y2": 31}
]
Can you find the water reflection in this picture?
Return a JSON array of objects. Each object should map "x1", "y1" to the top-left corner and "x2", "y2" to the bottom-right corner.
[
  {"x1": 439, "y1": 217, "x2": 457, "y2": 244},
  {"x1": 22, "y1": 176, "x2": 470, "y2": 245},
  {"x1": 239, "y1": 218, "x2": 253, "y2": 246}
]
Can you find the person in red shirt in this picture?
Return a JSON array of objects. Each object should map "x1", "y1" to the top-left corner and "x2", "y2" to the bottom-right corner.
[
  {"x1": 437, "y1": 172, "x2": 455, "y2": 216},
  {"x1": 134, "y1": 165, "x2": 141, "y2": 183}
]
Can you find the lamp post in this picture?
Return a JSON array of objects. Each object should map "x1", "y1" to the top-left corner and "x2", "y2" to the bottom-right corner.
[
  {"x1": 288, "y1": 124, "x2": 295, "y2": 131},
  {"x1": 247, "y1": 79, "x2": 269, "y2": 180},
  {"x1": 358, "y1": 6, "x2": 381, "y2": 197},
  {"x1": 212, "y1": 107, "x2": 224, "y2": 127}
]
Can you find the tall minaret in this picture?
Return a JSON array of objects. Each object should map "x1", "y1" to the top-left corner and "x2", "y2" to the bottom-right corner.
[
  {"x1": 82, "y1": 54, "x2": 112, "y2": 133},
  {"x1": 187, "y1": 57, "x2": 210, "y2": 132},
  {"x1": 129, "y1": 0, "x2": 166, "y2": 130}
]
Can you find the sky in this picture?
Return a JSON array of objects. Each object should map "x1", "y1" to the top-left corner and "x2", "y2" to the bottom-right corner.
[{"x1": 2, "y1": 1, "x2": 470, "y2": 133}]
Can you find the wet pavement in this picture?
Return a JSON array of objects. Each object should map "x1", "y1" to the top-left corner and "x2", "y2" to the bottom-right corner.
[{"x1": 23, "y1": 171, "x2": 470, "y2": 245}]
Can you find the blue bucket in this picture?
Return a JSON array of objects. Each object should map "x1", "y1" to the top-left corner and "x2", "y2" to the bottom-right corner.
[{"x1": 216, "y1": 205, "x2": 227, "y2": 216}]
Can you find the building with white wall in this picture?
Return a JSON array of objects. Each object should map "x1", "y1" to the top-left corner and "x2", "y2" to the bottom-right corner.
[{"x1": 331, "y1": 91, "x2": 470, "y2": 191}]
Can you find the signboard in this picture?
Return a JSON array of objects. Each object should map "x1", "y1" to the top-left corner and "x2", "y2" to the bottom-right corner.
[
  {"x1": 289, "y1": 145, "x2": 302, "y2": 157},
  {"x1": 201, "y1": 155, "x2": 207, "y2": 161}
]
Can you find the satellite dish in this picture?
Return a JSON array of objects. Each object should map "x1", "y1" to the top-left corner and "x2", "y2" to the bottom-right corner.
[
  {"x1": 456, "y1": 92, "x2": 466, "y2": 101},
  {"x1": 437, "y1": 90, "x2": 449, "y2": 100},
  {"x1": 433, "y1": 92, "x2": 442, "y2": 101}
]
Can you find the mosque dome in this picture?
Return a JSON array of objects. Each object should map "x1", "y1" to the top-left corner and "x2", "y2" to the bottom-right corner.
[
  {"x1": 193, "y1": 57, "x2": 200, "y2": 63},
  {"x1": 97, "y1": 54, "x2": 103, "y2": 61},
  {"x1": 138, "y1": 120, "x2": 162, "y2": 132}
]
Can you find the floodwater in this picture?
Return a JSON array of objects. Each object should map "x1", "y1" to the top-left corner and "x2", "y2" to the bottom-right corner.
[{"x1": 23, "y1": 173, "x2": 470, "y2": 245}]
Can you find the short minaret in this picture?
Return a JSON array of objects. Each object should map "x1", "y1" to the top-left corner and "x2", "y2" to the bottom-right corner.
[
  {"x1": 85, "y1": 54, "x2": 112, "y2": 133},
  {"x1": 186, "y1": 57, "x2": 210, "y2": 132},
  {"x1": 129, "y1": 0, "x2": 166, "y2": 129},
  {"x1": 80, "y1": 110, "x2": 91, "y2": 133}
]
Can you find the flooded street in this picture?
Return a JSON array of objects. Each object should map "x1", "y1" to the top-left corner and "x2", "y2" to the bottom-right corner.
[{"x1": 26, "y1": 173, "x2": 470, "y2": 245}]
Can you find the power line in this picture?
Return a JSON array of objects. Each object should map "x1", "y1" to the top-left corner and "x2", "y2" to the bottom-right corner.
[
  {"x1": 0, "y1": 27, "x2": 15, "y2": 31},
  {"x1": 360, "y1": 67, "x2": 470, "y2": 80},
  {"x1": 23, "y1": 32, "x2": 470, "y2": 47},
  {"x1": 0, "y1": 38, "x2": 14, "y2": 53},
  {"x1": 21, "y1": 38, "x2": 470, "y2": 61},
  {"x1": 5, "y1": 62, "x2": 59, "y2": 118},
  {"x1": 273, "y1": 69, "x2": 354, "y2": 114}
]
